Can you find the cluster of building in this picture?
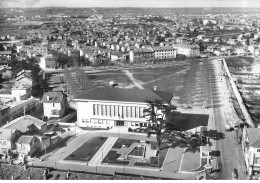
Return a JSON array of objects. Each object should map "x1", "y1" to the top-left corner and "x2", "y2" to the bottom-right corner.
[
  {"x1": 0, "y1": 8, "x2": 260, "y2": 179},
  {"x1": 0, "y1": 10, "x2": 260, "y2": 73}
]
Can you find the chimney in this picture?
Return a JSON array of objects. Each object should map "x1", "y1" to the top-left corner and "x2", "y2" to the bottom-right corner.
[
  {"x1": 47, "y1": 96, "x2": 50, "y2": 101},
  {"x1": 153, "y1": 86, "x2": 157, "y2": 91}
]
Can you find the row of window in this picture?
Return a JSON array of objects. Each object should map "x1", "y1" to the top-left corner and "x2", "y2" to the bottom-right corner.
[
  {"x1": 82, "y1": 119, "x2": 112, "y2": 124},
  {"x1": 81, "y1": 119, "x2": 156, "y2": 128},
  {"x1": 155, "y1": 56, "x2": 174, "y2": 59},
  {"x1": 93, "y1": 104, "x2": 145, "y2": 119},
  {"x1": 156, "y1": 53, "x2": 175, "y2": 56},
  {"x1": 130, "y1": 122, "x2": 156, "y2": 127},
  {"x1": 155, "y1": 50, "x2": 175, "y2": 53}
]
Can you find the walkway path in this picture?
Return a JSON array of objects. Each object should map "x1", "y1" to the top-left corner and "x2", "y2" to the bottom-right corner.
[
  {"x1": 88, "y1": 137, "x2": 118, "y2": 166},
  {"x1": 123, "y1": 70, "x2": 144, "y2": 89}
]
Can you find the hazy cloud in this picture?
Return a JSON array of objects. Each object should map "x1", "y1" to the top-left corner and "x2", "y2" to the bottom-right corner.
[
  {"x1": 0, "y1": 0, "x2": 260, "y2": 8},
  {"x1": 0, "y1": 0, "x2": 41, "y2": 8}
]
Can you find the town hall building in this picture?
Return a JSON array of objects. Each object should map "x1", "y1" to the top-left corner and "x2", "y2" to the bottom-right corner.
[{"x1": 74, "y1": 87, "x2": 174, "y2": 129}]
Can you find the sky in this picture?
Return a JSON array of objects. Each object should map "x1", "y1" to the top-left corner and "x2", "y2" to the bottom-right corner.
[{"x1": 0, "y1": 0, "x2": 260, "y2": 8}]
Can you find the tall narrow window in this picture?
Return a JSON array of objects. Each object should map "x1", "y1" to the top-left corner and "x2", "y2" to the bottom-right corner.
[
  {"x1": 106, "y1": 105, "x2": 110, "y2": 116},
  {"x1": 111, "y1": 105, "x2": 114, "y2": 117},
  {"x1": 140, "y1": 107, "x2": 144, "y2": 118},
  {"x1": 135, "y1": 107, "x2": 139, "y2": 118},
  {"x1": 102, "y1": 105, "x2": 106, "y2": 116},
  {"x1": 131, "y1": 106, "x2": 135, "y2": 118},
  {"x1": 122, "y1": 106, "x2": 126, "y2": 118},
  {"x1": 114, "y1": 105, "x2": 118, "y2": 117},
  {"x1": 126, "y1": 106, "x2": 130, "y2": 118},
  {"x1": 93, "y1": 104, "x2": 97, "y2": 115},
  {"x1": 118, "y1": 105, "x2": 122, "y2": 117},
  {"x1": 97, "y1": 104, "x2": 100, "y2": 115}
]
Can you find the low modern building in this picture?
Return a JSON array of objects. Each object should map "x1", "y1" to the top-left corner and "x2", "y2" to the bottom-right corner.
[{"x1": 74, "y1": 87, "x2": 174, "y2": 129}]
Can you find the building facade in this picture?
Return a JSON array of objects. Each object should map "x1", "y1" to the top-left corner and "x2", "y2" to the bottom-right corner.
[
  {"x1": 153, "y1": 46, "x2": 176, "y2": 59},
  {"x1": 242, "y1": 127, "x2": 260, "y2": 177},
  {"x1": 42, "y1": 92, "x2": 67, "y2": 118},
  {"x1": 74, "y1": 88, "x2": 173, "y2": 129},
  {"x1": 174, "y1": 44, "x2": 200, "y2": 57}
]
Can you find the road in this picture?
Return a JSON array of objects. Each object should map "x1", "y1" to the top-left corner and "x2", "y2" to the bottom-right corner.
[
  {"x1": 206, "y1": 58, "x2": 247, "y2": 180},
  {"x1": 181, "y1": 58, "x2": 247, "y2": 179}
]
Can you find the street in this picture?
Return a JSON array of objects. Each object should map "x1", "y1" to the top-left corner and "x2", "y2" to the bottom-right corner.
[{"x1": 207, "y1": 58, "x2": 247, "y2": 180}]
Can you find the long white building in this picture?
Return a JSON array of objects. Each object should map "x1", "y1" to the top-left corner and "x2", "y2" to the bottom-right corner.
[
  {"x1": 153, "y1": 46, "x2": 177, "y2": 59},
  {"x1": 74, "y1": 88, "x2": 173, "y2": 129}
]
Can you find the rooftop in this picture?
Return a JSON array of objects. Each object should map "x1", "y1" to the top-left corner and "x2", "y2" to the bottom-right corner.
[
  {"x1": 246, "y1": 128, "x2": 260, "y2": 148},
  {"x1": 16, "y1": 135, "x2": 35, "y2": 144},
  {"x1": 4, "y1": 115, "x2": 46, "y2": 133},
  {"x1": 0, "y1": 129, "x2": 15, "y2": 140},
  {"x1": 42, "y1": 91, "x2": 65, "y2": 103},
  {"x1": 74, "y1": 87, "x2": 173, "y2": 104}
]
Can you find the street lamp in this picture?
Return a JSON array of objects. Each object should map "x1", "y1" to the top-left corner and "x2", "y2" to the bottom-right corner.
[
  {"x1": 158, "y1": 168, "x2": 162, "y2": 179},
  {"x1": 123, "y1": 153, "x2": 126, "y2": 174}
]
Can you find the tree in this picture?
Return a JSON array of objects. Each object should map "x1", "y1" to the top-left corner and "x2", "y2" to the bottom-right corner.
[
  {"x1": 144, "y1": 100, "x2": 203, "y2": 166},
  {"x1": 57, "y1": 53, "x2": 68, "y2": 68},
  {"x1": 31, "y1": 64, "x2": 48, "y2": 97}
]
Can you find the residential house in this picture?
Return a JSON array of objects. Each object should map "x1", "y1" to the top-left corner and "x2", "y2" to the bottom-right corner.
[
  {"x1": 0, "y1": 129, "x2": 20, "y2": 158},
  {"x1": 39, "y1": 54, "x2": 57, "y2": 70},
  {"x1": 83, "y1": 49, "x2": 96, "y2": 63},
  {"x1": 242, "y1": 127, "x2": 260, "y2": 177},
  {"x1": 15, "y1": 70, "x2": 32, "y2": 87},
  {"x1": 42, "y1": 92, "x2": 67, "y2": 118},
  {"x1": 0, "y1": 51, "x2": 12, "y2": 60},
  {"x1": 0, "y1": 65, "x2": 12, "y2": 80},
  {"x1": 15, "y1": 135, "x2": 41, "y2": 157},
  {"x1": 3, "y1": 115, "x2": 48, "y2": 135},
  {"x1": 110, "y1": 51, "x2": 127, "y2": 62},
  {"x1": 74, "y1": 87, "x2": 173, "y2": 129},
  {"x1": 0, "y1": 105, "x2": 10, "y2": 126},
  {"x1": 227, "y1": 39, "x2": 238, "y2": 45}
]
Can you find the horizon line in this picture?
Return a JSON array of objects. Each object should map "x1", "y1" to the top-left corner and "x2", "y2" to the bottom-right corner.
[{"x1": 1, "y1": 6, "x2": 260, "y2": 9}]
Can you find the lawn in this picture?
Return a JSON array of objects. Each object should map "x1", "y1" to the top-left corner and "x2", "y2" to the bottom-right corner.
[
  {"x1": 102, "y1": 150, "x2": 129, "y2": 165},
  {"x1": 132, "y1": 64, "x2": 189, "y2": 83},
  {"x1": 180, "y1": 151, "x2": 200, "y2": 172},
  {"x1": 112, "y1": 138, "x2": 139, "y2": 149},
  {"x1": 171, "y1": 113, "x2": 209, "y2": 131},
  {"x1": 225, "y1": 56, "x2": 254, "y2": 67},
  {"x1": 64, "y1": 137, "x2": 107, "y2": 162}
]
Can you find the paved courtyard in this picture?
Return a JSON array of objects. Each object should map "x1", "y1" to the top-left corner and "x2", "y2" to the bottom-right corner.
[{"x1": 29, "y1": 130, "x2": 200, "y2": 179}]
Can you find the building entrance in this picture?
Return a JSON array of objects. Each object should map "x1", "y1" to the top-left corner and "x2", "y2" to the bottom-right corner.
[{"x1": 116, "y1": 120, "x2": 125, "y2": 126}]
